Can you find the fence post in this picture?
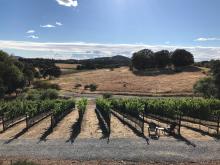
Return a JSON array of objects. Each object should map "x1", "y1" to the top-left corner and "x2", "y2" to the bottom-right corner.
[
  {"x1": 2, "y1": 114, "x2": 5, "y2": 131},
  {"x1": 142, "y1": 111, "x2": 145, "y2": 134},
  {"x1": 109, "y1": 111, "x2": 111, "y2": 136},
  {"x1": 217, "y1": 115, "x2": 220, "y2": 135},
  {"x1": 26, "y1": 114, "x2": 28, "y2": 129},
  {"x1": 178, "y1": 114, "x2": 182, "y2": 135}
]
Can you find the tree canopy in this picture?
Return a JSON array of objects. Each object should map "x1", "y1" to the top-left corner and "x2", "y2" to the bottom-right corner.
[{"x1": 131, "y1": 49, "x2": 194, "y2": 70}]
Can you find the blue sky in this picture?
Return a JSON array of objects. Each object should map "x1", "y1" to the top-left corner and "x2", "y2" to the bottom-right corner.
[{"x1": 0, "y1": 0, "x2": 220, "y2": 60}]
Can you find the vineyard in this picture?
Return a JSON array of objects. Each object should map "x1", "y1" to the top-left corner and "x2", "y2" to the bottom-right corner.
[
  {"x1": 0, "y1": 99, "x2": 75, "y2": 132},
  {"x1": 0, "y1": 97, "x2": 220, "y2": 142},
  {"x1": 96, "y1": 98, "x2": 220, "y2": 137}
]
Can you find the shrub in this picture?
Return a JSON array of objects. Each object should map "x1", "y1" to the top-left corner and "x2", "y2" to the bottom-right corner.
[
  {"x1": 84, "y1": 85, "x2": 90, "y2": 90},
  {"x1": 102, "y1": 93, "x2": 112, "y2": 99},
  {"x1": 40, "y1": 89, "x2": 59, "y2": 100},
  {"x1": 194, "y1": 77, "x2": 218, "y2": 98},
  {"x1": 89, "y1": 83, "x2": 97, "y2": 91},
  {"x1": 75, "y1": 83, "x2": 82, "y2": 88},
  {"x1": 33, "y1": 81, "x2": 60, "y2": 90},
  {"x1": 84, "y1": 84, "x2": 98, "y2": 91}
]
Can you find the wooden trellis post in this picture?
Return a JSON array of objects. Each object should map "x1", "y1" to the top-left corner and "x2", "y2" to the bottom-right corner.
[
  {"x1": 217, "y1": 115, "x2": 220, "y2": 135},
  {"x1": 142, "y1": 111, "x2": 145, "y2": 134},
  {"x1": 178, "y1": 114, "x2": 182, "y2": 135},
  {"x1": 2, "y1": 114, "x2": 5, "y2": 131}
]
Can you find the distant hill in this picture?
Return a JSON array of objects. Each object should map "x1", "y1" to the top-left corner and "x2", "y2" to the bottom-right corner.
[
  {"x1": 19, "y1": 55, "x2": 131, "y2": 69},
  {"x1": 77, "y1": 55, "x2": 131, "y2": 69},
  {"x1": 80, "y1": 55, "x2": 131, "y2": 65}
]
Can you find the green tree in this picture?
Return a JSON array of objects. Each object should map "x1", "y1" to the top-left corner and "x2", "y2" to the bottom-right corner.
[
  {"x1": 154, "y1": 50, "x2": 170, "y2": 68},
  {"x1": 131, "y1": 49, "x2": 155, "y2": 70},
  {"x1": 211, "y1": 60, "x2": 220, "y2": 98},
  {"x1": 0, "y1": 51, "x2": 26, "y2": 97},
  {"x1": 171, "y1": 49, "x2": 194, "y2": 67}
]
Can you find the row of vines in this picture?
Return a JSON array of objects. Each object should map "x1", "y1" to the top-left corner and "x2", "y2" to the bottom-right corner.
[
  {"x1": 0, "y1": 99, "x2": 75, "y2": 131},
  {"x1": 96, "y1": 98, "x2": 220, "y2": 136}
]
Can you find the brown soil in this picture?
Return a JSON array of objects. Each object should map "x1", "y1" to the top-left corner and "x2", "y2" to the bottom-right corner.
[
  {"x1": 0, "y1": 121, "x2": 26, "y2": 140},
  {"x1": 19, "y1": 116, "x2": 51, "y2": 139},
  {"x1": 78, "y1": 101, "x2": 102, "y2": 138},
  {"x1": 110, "y1": 114, "x2": 137, "y2": 138},
  {"x1": 48, "y1": 110, "x2": 78, "y2": 140},
  {"x1": 50, "y1": 67, "x2": 206, "y2": 96}
]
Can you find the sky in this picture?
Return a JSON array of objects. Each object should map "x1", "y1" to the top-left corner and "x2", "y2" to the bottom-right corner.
[{"x1": 0, "y1": 0, "x2": 220, "y2": 61}]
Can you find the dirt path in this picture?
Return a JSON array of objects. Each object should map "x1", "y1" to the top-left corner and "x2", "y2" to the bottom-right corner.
[
  {"x1": 19, "y1": 116, "x2": 51, "y2": 139},
  {"x1": 0, "y1": 121, "x2": 26, "y2": 140},
  {"x1": 78, "y1": 101, "x2": 102, "y2": 138},
  {"x1": 48, "y1": 110, "x2": 78, "y2": 139},
  {"x1": 110, "y1": 114, "x2": 138, "y2": 138}
]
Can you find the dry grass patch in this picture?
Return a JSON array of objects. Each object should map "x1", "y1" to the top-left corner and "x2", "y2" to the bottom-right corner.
[{"x1": 50, "y1": 67, "x2": 206, "y2": 96}]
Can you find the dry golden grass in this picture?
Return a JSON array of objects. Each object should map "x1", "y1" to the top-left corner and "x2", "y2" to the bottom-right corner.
[
  {"x1": 55, "y1": 63, "x2": 79, "y2": 69},
  {"x1": 50, "y1": 67, "x2": 206, "y2": 96}
]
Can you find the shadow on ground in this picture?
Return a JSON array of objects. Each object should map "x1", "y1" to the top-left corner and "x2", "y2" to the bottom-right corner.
[
  {"x1": 95, "y1": 108, "x2": 110, "y2": 140},
  {"x1": 133, "y1": 66, "x2": 202, "y2": 77},
  {"x1": 111, "y1": 111, "x2": 149, "y2": 144},
  {"x1": 66, "y1": 116, "x2": 83, "y2": 143}
]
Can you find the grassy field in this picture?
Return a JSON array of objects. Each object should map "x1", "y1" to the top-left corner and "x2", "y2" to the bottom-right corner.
[{"x1": 50, "y1": 66, "x2": 207, "y2": 96}]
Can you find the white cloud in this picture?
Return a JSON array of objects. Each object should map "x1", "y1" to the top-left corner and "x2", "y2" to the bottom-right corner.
[
  {"x1": 56, "y1": 22, "x2": 63, "y2": 26},
  {"x1": 56, "y1": 0, "x2": 78, "y2": 7},
  {"x1": 40, "y1": 24, "x2": 56, "y2": 28},
  {"x1": 27, "y1": 35, "x2": 39, "y2": 39},
  {"x1": 26, "y1": 30, "x2": 35, "y2": 34},
  {"x1": 0, "y1": 40, "x2": 220, "y2": 61},
  {"x1": 195, "y1": 37, "x2": 220, "y2": 42}
]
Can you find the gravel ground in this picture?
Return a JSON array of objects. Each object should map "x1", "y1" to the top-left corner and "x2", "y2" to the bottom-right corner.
[{"x1": 0, "y1": 138, "x2": 219, "y2": 163}]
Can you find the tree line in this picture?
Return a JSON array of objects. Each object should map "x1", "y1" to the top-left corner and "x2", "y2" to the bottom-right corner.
[
  {"x1": 131, "y1": 49, "x2": 194, "y2": 70},
  {"x1": 0, "y1": 50, "x2": 61, "y2": 98}
]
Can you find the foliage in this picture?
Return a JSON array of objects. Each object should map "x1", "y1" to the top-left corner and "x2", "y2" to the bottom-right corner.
[
  {"x1": 193, "y1": 77, "x2": 218, "y2": 98},
  {"x1": 144, "y1": 98, "x2": 220, "y2": 120},
  {"x1": 0, "y1": 99, "x2": 75, "y2": 120},
  {"x1": 84, "y1": 84, "x2": 98, "y2": 91},
  {"x1": 96, "y1": 98, "x2": 112, "y2": 128},
  {"x1": 40, "y1": 89, "x2": 59, "y2": 100},
  {"x1": 193, "y1": 60, "x2": 220, "y2": 99},
  {"x1": 0, "y1": 50, "x2": 37, "y2": 97},
  {"x1": 52, "y1": 99, "x2": 75, "y2": 116},
  {"x1": 102, "y1": 93, "x2": 112, "y2": 99},
  {"x1": 32, "y1": 81, "x2": 60, "y2": 90},
  {"x1": 154, "y1": 50, "x2": 171, "y2": 68},
  {"x1": 89, "y1": 83, "x2": 97, "y2": 91},
  {"x1": 211, "y1": 60, "x2": 220, "y2": 98},
  {"x1": 111, "y1": 98, "x2": 144, "y2": 118},
  {"x1": 171, "y1": 49, "x2": 194, "y2": 67},
  {"x1": 131, "y1": 49, "x2": 155, "y2": 70},
  {"x1": 96, "y1": 98, "x2": 111, "y2": 113},
  {"x1": 110, "y1": 98, "x2": 220, "y2": 121},
  {"x1": 23, "y1": 89, "x2": 58, "y2": 100},
  {"x1": 19, "y1": 58, "x2": 61, "y2": 78},
  {"x1": 77, "y1": 98, "x2": 88, "y2": 114}
]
